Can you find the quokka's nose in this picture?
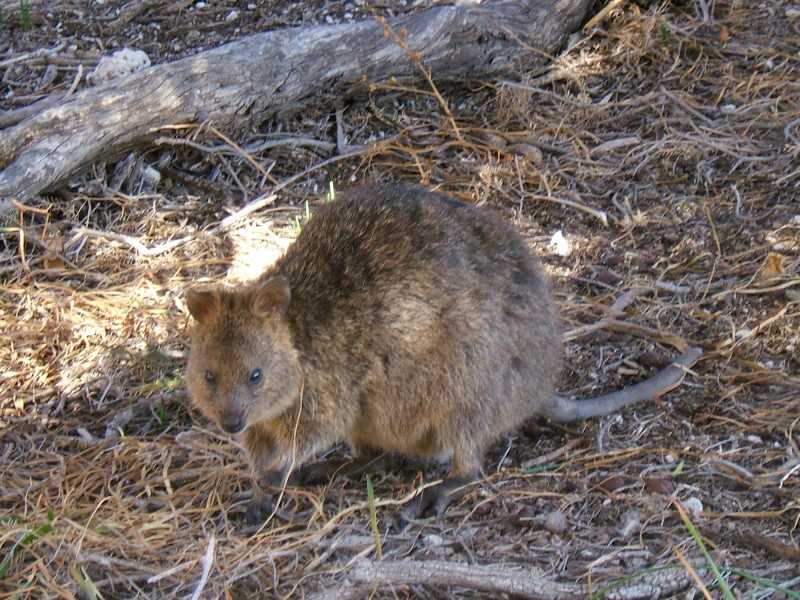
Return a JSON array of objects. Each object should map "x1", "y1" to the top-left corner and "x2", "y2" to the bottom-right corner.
[{"x1": 221, "y1": 414, "x2": 245, "y2": 434}]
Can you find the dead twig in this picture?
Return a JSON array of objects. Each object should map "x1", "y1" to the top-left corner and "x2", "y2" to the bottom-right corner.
[
  {"x1": 189, "y1": 535, "x2": 216, "y2": 600},
  {"x1": 528, "y1": 193, "x2": 608, "y2": 226},
  {"x1": 0, "y1": 41, "x2": 67, "y2": 69}
]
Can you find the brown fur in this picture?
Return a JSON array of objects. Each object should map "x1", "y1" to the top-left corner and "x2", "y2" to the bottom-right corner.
[{"x1": 185, "y1": 183, "x2": 562, "y2": 518}]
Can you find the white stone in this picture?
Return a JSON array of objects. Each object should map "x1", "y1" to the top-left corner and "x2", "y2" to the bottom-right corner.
[
  {"x1": 683, "y1": 497, "x2": 703, "y2": 515},
  {"x1": 424, "y1": 534, "x2": 444, "y2": 546},
  {"x1": 88, "y1": 48, "x2": 151, "y2": 85},
  {"x1": 548, "y1": 230, "x2": 572, "y2": 257}
]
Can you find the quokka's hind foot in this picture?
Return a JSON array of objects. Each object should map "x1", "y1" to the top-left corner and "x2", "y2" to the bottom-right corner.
[{"x1": 398, "y1": 475, "x2": 477, "y2": 527}]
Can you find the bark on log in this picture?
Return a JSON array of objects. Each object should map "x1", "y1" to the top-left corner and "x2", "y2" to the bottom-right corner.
[{"x1": 0, "y1": 0, "x2": 591, "y2": 208}]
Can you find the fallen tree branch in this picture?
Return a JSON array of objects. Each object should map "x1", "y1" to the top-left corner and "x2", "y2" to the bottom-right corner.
[
  {"x1": 313, "y1": 557, "x2": 703, "y2": 600},
  {"x1": 0, "y1": 0, "x2": 592, "y2": 208}
]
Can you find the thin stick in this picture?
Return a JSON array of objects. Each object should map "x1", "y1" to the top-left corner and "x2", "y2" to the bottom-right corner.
[
  {"x1": 208, "y1": 125, "x2": 277, "y2": 183},
  {"x1": 189, "y1": 535, "x2": 216, "y2": 600},
  {"x1": 583, "y1": 0, "x2": 626, "y2": 30},
  {"x1": 0, "y1": 41, "x2": 66, "y2": 69},
  {"x1": 528, "y1": 194, "x2": 608, "y2": 226}
]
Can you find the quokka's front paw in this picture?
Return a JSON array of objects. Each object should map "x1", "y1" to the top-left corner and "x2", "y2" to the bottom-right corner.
[
  {"x1": 257, "y1": 470, "x2": 286, "y2": 489},
  {"x1": 244, "y1": 494, "x2": 275, "y2": 525}
]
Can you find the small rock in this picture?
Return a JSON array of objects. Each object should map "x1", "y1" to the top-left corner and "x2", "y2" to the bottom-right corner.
[
  {"x1": 478, "y1": 131, "x2": 508, "y2": 149},
  {"x1": 88, "y1": 48, "x2": 150, "y2": 85},
  {"x1": 247, "y1": 3, "x2": 256, "y2": 9},
  {"x1": 195, "y1": 1, "x2": 206, "y2": 8},
  {"x1": 226, "y1": 10, "x2": 239, "y2": 22},
  {"x1": 544, "y1": 510, "x2": 567, "y2": 535},
  {"x1": 140, "y1": 166, "x2": 161, "y2": 190},
  {"x1": 618, "y1": 510, "x2": 640, "y2": 539},
  {"x1": 593, "y1": 268, "x2": 621, "y2": 286},
  {"x1": 424, "y1": 534, "x2": 444, "y2": 547},
  {"x1": 549, "y1": 230, "x2": 571, "y2": 257},
  {"x1": 683, "y1": 497, "x2": 703, "y2": 516},
  {"x1": 637, "y1": 351, "x2": 665, "y2": 369},
  {"x1": 507, "y1": 506, "x2": 537, "y2": 528},
  {"x1": 644, "y1": 477, "x2": 674, "y2": 495},
  {"x1": 507, "y1": 142, "x2": 543, "y2": 164},
  {"x1": 746, "y1": 434, "x2": 763, "y2": 444}
]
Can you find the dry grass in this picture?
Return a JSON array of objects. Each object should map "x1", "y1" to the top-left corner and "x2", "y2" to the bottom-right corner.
[{"x1": 1, "y1": 0, "x2": 799, "y2": 598}]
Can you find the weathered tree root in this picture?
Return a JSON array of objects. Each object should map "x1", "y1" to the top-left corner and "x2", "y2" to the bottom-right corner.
[{"x1": 312, "y1": 558, "x2": 705, "y2": 600}]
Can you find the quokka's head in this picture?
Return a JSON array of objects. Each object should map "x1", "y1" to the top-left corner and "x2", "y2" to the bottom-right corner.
[{"x1": 184, "y1": 276, "x2": 302, "y2": 435}]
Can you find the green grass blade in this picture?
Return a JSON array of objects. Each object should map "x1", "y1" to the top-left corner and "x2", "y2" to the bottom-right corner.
[
  {"x1": 676, "y1": 502, "x2": 735, "y2": 600},
  {"x1": 0, "y1": 517, "x2": 54, "y2": 579},
  {"x1": 366, "y1": 475, "x2": 382, "y2": 560}
]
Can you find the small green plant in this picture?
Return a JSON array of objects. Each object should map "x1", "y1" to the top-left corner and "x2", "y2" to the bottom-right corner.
[
  {"x1": 70, "y1": 564, "x2": 100, "y2": 600},
  {"x1": 155, "y1": 401, "x2": 167, "y2": 427},
  {"x1": 0, "y1": 510, "x2": 54, "y2": 579},
  {"x1": 19, "y1": 0, "x2": 32, "y2": 31},
  {"x1": 291, "y1": 200, "x2": 313, "y2": 235},
  {"x1": 291, "y1": 215, "x2": 303, "y2": 236},
  {"x1": 522, "y1": 462, "x2": 560, "y2": 475},
  {"x1": 659, "y1": 21, "x2": 670, "y2": 47},
  {"x1": 366, "y1": 475, "x2": 382, "y2": 559}
]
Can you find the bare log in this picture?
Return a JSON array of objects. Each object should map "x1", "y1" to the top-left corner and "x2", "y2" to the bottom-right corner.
[
  {"x1": 310, "y1": 558, "x2": 702, "y2": 600},
  {"x1": 0, "y1": 0, "x2": 591, "y2": 207}
]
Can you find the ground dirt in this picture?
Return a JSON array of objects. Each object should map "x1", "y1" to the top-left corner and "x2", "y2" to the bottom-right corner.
[{"x1": 1, "y1": 1, "x2": 799, "y2": 599}]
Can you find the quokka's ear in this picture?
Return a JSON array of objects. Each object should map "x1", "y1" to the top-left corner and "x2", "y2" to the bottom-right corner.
[
  {"x1": 252, "y1": 276, "x2": 291, "y2": 317},
  {"x1": 185, "y1": 287, "x2": 221, "y2": 324}
]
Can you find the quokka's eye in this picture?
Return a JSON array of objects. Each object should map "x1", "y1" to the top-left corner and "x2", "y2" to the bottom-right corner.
[
  {"x1": 204, "y1": 370, "x2": 216, "y2": 384},
  {"x1": 249, "y1": 368, "x2": 262, "y2": 385}
]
